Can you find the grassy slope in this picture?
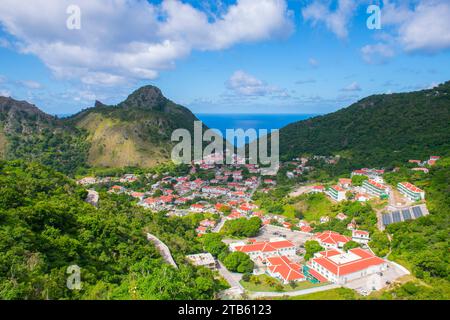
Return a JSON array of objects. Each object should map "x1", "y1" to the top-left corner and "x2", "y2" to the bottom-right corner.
[
  {"x1": 76, "y1": 112, "x2": 168, "y2": 168},
  {"x1": 292, "y1": 193, "x2": 335, "y2": 222}
]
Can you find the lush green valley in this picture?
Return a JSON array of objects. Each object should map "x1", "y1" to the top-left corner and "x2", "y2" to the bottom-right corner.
[{"x1": 0, "y1": 161, "x2": 223, "y2": 300}]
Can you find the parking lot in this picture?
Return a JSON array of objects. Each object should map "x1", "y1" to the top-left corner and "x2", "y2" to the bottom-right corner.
[
  {"x1": 254, "y1": 225, "x2": 313, "y2": 246},
  {"x1": 343, "y1": 261, "x2": 410, "y2": 295}
]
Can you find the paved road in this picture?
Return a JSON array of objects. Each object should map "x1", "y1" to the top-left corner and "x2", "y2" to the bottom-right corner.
[
  {"x1": 248, "y1": 284, "x2": 340, "y2": 299},
  {"x1": 213, "y1": 215, "x2": 226, "y2": 233},
  {"x1": 217, "y1": 261, "x2": 244, "y2": 290},
  {"x1": 146, "y1": 233, "x2": 178, "y2": 269}
]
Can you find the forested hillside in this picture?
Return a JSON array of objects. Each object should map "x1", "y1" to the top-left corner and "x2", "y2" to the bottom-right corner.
[
  {"x1": 278, "y1": 81, "x2": 450, "y2": 170},
  {"x1": 0, "y1": 97, "x2": 89, "y2": 175},
  {"x1": 0, "y1": 161, "x2": 222, "y2": 300},
  {"x1": 378, "y1": 157, "x2": 450, "y2": 299}
]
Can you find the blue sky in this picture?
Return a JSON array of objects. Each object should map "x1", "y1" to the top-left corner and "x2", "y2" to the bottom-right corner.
[{"x1": 0, "y1": 0, "x2": 449, "y2": 115}]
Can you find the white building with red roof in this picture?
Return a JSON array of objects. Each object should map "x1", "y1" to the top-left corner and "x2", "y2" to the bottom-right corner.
[
  {"x1": 266, "y1": 256, "x2": 305, "y2": 284},
  {"x1": 311, "y1": 185, "x2": 325, "y2": 193},
  {"x1": 190, "y1": 203, "x2": 205, "y2": 212},
  {"x1": 314, "y1": 231, "x2": 351, "y2": 249},
  {"x1": 352, "y1": 230, "x2": 370, "y2": 244},
  {"x1": 338, "y1": 178, "x2": 352, "y2": 188},
  {"x1": 230, "y1": 239, "x2": 296, "y2": 261},
  {"x1": 362, "y1": 179, "x2": 389, "y2": 198},
  {"x1": 308, "y1": 248, "x2": 388, "y2": 284},
  {"x1": 397, "y1": 182, "x2": 425, "y2": 201},
  {"x1": 326, "y1": 185, "x2": 346, "y2": 202}
]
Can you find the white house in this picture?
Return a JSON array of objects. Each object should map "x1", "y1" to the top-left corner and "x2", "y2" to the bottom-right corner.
[
  {"x1": 308, "y1": 248, "x2": 388, "y2": 285},
  {"x1": 352, "y1": 230, "x2": 370, "y2": 245}
]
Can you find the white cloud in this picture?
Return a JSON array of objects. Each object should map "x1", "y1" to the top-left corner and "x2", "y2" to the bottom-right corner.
[
  {"x1": 226, "y1": 70, "x2": 288, "y2": 97},
  {"x1": 302, "y1": 0, "x2": 358, "y2": 39},
  {"x1": 0, "y1": 89, "x2": 11, "y2": 97},
  {"x1": 20, "y1": 80, "x2": 42, "y2": 89},
  {"x1": 0, "y1": 0, "x2": 293, "y2": 86},
  {"x1": 308, "y1": 58, "x2": 319, "y2": 67},
  {"x1": 361, "y1": 43, "x2": 395, "y2": 64},
  {"x1": 341, "y1": 82, "x2": 361, "y2": 92},
  {"x1": 374, "y1": 0, "x2": 450, "y2": 53}
]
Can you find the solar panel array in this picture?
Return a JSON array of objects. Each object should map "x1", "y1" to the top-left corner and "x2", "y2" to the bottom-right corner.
[{"x1": 382, "y1": 206, "x2": 427, "y2": 226}]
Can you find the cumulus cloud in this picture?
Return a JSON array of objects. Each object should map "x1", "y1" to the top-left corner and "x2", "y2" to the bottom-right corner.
[
  {"x1": 20, "y1": 80, "x2": 43, "y2": 89},
  {"x1": 302, "y1": 0, "x2": 358, "y2": 39},
  {"x1": 226, "y1": 70, "x2": 288, "y2": 97},
  {"x1": 0, "y1": 0, "x2": 294, "y2": 85},
  {"x1": 361, "y1": 43, "x2": 395, "y2": 64},
  {"x1": 383, "y1": 0, "x2": 450, "y2": 53},
  {"x1": 341, "y1": 82, "x2": 361, "y2": 92},
  {"x1": 0, "y1": 89, "x2": 11, "y2": 97}
]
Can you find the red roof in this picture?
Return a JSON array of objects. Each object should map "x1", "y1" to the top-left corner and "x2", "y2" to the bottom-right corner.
[
  {"x1": 339, "y1": 178, "x2": 352, "y2": 185},
  {"x1": 367, "y1": 179, "x2": 387, "y2": 190},
  {"x1": 159, "y1": 195, "x2": 173, "y2": 203},
  {"x1": 317, "y1": 249, "x2": 342, "y2": 258},
  {"x1": 234, "y1": 240, "x2": 295, "y2": 253},
  {"x1": 307, "y1": 268, "x2": 328, "y2": 283},
  {"x1": 144, "y1": 197, "x2": 157, "y2": 204},
  {"x1": 266, "y1": 256, "x2": 304, "y2": 282},
  {"x1": 314, "y1": 231, "x2": 351, "y2": 245},
  {"x1": 311, "y1": 248, "x2": 385, "y2": 277},
  {"x1": 331, "y1": 185, "x2": 345, "y2": 192},
  {"x1": 301, "y1": 226, "x2": 313, "y2": 233},
  {"x1": 353, "y1": 230, "x2": 369, "y2": 236},
  {"x1": 131, "y1": 192, "x2": 145, "y2": 198},
  {"x1": 399, "y1": 182, "x2": 424, "y2": 193}
]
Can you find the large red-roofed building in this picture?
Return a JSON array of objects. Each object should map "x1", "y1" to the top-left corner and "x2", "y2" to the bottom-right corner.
[
  {"x1": 313, "y1": 231, "x2": 351, "y2": 249},
  {"x1": 266, "y1": 256, "x2": 305, "y2": 284},
  {"x1": 308, "y1": 248, "x2": 388, "y2": 284},
  {"x1": 230, "y1": 239, "x2": 296, "y2": 260}
]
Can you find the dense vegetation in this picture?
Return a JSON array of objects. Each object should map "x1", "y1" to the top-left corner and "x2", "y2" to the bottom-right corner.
[
  {"x1": 0, "y1": 161, "x2": 222, "y2": 300},
  {"x1": 221, "y1": 217, "x2": 262, "y2": 238},
  {"x1": 277, "y1": 81, "x2": 450, "y2": 172},
  {"x1": 0, "y1": 97, "x2": 90, "y2": 175},
  {"x1": 380, "y1": 158, "x2": 450, "y2": 299}
]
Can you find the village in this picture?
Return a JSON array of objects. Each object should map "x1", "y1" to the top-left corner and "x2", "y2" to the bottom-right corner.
[{"x1": 77, "y1": 153, "x2": 440, "y2": 299}]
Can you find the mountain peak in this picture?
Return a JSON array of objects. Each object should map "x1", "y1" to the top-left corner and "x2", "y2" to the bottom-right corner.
[{"x1": 119, "y1": 85, "x2": 166, "y2": 110}]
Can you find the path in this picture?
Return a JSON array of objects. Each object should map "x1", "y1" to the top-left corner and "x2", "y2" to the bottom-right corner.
[
  {"x1": 146, "y1": 233, "x2": 178, "y2": 269},
  {"x1": 248, "y1": 283, "x2": 339, "y2": 299},
  {"x1": 217, "y1": 261, "x2": 244, "y2": 290}
]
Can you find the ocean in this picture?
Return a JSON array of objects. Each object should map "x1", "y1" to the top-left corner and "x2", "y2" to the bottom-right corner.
[{"x1": 195, "y1": 113, "x2": 317, "y2": 146}]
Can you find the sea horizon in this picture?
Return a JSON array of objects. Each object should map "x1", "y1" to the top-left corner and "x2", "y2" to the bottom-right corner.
[{"x1": 196, "y1": 113, "x2": 318, "y2": 146}]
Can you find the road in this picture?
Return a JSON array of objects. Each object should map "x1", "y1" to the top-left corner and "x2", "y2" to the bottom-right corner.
[
  {"x1": 248, "y1": 284, "x2": 340, "y2": 299},
  {"x1": 212, "y1": 215, "x2": 226, "y2": 233},
  {"x1": 146, "y1": 233, "x2": 178, "y2": 269},
  {"x1": 217, "y1": 261, "x2": 244, "y2": 291}
]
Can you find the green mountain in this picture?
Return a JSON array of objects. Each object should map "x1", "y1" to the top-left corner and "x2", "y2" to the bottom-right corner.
[
  {"x1": 0, "y1": 97, "x2": 89, "y2": 174},
  {"x1": 0, "y1": 85, "x2": 206, "y2": 173},
  {"x1": 67, "y1": 85, "x2": 203, "y2": 168},
  {"x1": 278, "y1": 81, "x2": 450, "y2": 169}
]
